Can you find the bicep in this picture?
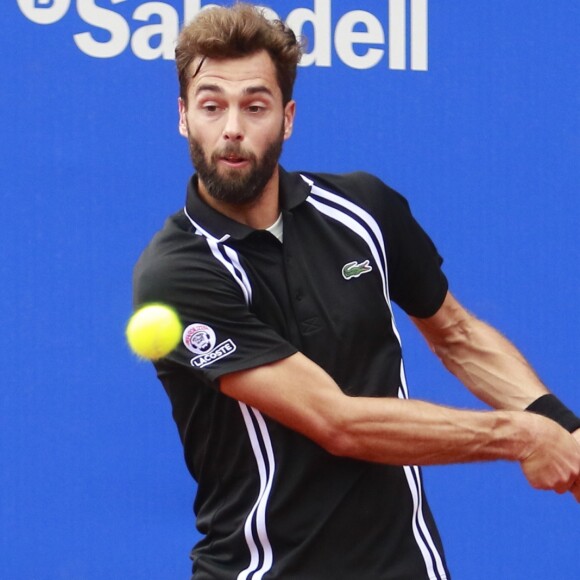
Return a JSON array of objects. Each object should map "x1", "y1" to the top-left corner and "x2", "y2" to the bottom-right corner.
[{"x1": 219, "y1": 352, "x2": 348, "y2": 450}]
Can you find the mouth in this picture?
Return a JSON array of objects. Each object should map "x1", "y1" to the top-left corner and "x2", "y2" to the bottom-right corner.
[
  {"x1": 217, "y1": 148, "x2": 251, "y2": 169},
  {"x1": 219, "y1": 157, "x2": 250, "y2": 171}
]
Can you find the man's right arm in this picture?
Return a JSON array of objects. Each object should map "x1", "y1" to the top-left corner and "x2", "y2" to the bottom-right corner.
[{"x1": 219, "y1": 351, "x2": 580, "y2": 500}]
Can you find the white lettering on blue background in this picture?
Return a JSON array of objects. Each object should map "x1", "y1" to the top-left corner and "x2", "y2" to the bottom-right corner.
[
  {"x1": 17, "y1": 0, "x2": 429, "y2": 71},
  {"x1": 17, "y1": 0, "x2": 72, "y2": 24}
]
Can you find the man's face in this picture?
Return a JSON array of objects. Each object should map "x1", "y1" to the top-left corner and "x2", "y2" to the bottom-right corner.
[{"x1": 178, "y1": 50, "x2": 296, "y2": 206}]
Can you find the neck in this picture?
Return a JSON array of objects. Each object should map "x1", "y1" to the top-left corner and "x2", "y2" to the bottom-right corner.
[{"x1": 198, "y1": 166, "x2": 281, "y2": 229}]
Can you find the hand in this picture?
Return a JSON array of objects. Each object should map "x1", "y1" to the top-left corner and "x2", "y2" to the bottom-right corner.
[
  {"x1": 518, "y1": 414, "x2": 580, "y2": 501},
  {"x1": 572, "y1": 428, "x2": 580, "y2": 501}
]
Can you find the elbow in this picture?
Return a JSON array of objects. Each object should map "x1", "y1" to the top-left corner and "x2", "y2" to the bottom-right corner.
[
  {"x1": 318, "y1": 428, "x2": 357, "y2": 459},
  {"x1": 414, "y1": 295, "x2": 476, "y2": 362},
  {"x1": 326, "y1": 435, "x2": 360, "y2": 459},
  {"x1": 430, "y1": 318, "x2": 473, "y2": 363},
  {"x1": 310, "y1": 404, "x2": 359, "y2": 458}
]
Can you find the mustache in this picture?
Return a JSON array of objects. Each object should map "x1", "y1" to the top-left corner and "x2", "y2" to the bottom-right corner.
[{"x1": 212, "y1": 144, "x2": 256, "y2": 161}]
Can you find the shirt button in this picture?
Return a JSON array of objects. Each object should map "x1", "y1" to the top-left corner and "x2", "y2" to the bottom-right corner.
[{"x1": 295, "y1": 292, "x2": 303, "y2": 302}]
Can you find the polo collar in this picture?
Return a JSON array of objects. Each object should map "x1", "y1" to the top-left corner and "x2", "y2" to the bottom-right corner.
[{"x1": 184, "y1": 167, "x2": 312, "y2": 241}]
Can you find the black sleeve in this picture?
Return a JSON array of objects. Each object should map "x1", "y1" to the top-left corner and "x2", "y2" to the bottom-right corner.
[
  {"x1": 382, "y1": 186, "x2": 448, "y2": 318},
  {"x1": 132, "y1": 224, "x2": 298, "y2": 388},
  {"x1": 310, "y1": 171, "x2": 448, "y2": 318}
]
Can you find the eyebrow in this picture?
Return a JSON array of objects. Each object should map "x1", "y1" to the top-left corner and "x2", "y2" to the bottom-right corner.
[
  {"x1": 243, "y1": 86, "x2": 274, "y2": 98},
  {"x1": 194, "y1": 83, "x2": 222, "y2": 96},
  {"x1": 194, "y1": 84, "x2": 275, "y2": 98}
]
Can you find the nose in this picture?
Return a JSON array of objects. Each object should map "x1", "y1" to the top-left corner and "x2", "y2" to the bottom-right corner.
[{"x1": 223, "y1": 109, "x2": 243, "y2": 142}]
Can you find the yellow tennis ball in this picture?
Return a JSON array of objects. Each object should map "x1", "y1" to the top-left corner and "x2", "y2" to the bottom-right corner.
[{"x1": 126, "y1": 304, "x2": 182, "y2": 360}]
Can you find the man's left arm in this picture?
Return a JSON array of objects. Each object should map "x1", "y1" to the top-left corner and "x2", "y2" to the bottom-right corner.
[{"x1": 412, "y1": 291, "x2": 580, "y2": 442}]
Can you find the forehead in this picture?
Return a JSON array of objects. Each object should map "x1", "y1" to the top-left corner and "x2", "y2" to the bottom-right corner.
[{"x1": 189, "y1": 50, "x2": 281, "y2": 99}]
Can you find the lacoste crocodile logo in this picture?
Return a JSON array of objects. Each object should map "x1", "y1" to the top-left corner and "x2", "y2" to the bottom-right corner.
[{"x1": 342, "y1": 260, "x2": 373, "y2": 280}]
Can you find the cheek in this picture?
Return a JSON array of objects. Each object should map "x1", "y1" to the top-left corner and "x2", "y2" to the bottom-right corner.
[
  {"x1": 188, "y1": 118, "x2": 221, "y2": 145},
  {"x1": 255, "y1": 122, "x2": 284, "y2": 148}
]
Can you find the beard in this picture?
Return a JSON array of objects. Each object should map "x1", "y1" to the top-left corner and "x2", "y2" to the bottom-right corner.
[{"x1": 187, "y1": 126, "x2": 284, "y2": 207}]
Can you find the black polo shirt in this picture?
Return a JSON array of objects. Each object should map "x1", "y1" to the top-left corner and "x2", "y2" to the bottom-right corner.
[{"x1": 133, "y1": 168, "x2": 451, "y2": 580}]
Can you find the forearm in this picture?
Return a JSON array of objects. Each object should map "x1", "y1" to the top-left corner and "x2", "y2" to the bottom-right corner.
[
  {"x1": 435, "y1": 318, "x2": 547, "y2": 409},
  {"x1": 336, "y1": 397, "x2": 580, "y2": 497},
  {"x1": 413, "y1": 293, "x2": 548, "y2": 410},
  {"x1": 331, "y1": 395, "x2": 529, "y2": 466}
]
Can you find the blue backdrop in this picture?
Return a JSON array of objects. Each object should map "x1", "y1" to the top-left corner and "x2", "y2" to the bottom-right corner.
[{"x1": 2, "y1": 1, "x2": 579, "y2": 578}]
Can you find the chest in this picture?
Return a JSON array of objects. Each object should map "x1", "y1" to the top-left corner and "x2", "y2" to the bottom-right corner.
[{"x1": 233, "y1": 209, "x2": 397, "y2": 366}]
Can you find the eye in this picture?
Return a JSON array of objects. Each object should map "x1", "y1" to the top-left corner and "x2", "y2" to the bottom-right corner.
[
  {"x1": 202, "y1": 104, "x2": 220, "y2": 113},
  {"x1": 246, "y1": 104, "x2": 267, "y2": 114},
  {"x1": 196, "y1": 99, "x2": 224, "y2": 115}
]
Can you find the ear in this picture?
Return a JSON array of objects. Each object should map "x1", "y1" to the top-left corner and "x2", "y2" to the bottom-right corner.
[
  {"x1": 178, "y1": 97, "x2": 189, "y2": 138},
  {"x1": 283, "y1": 100, "x2": 296, "y2": 140}
]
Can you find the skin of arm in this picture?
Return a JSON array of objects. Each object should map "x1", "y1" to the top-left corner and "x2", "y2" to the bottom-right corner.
[
  {"x1": 220, "y1": 350, "x2": 580, "y2": 499},
  {"x1": 411, "y1": 290, "x2": 580, "y2": 498},
  {"x1": 411, "y1": 291, "x2": 549, "y2": 410}
]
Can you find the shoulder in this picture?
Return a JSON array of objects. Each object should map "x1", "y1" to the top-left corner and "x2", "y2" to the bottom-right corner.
[
  {"x1": 297, "y1": 170, "x2": 414, "y2": 228},
  {"x1": 300, "y1": 170, "x2": 409, "y2": 208},
  {"x1": 132, "y1": 210, "x2": 240, "y2": 309},
  {"x1": 134, "y1": 211, "x2": 190, "y2": 282},
  {"x1": 304, "y1": 170, "x2": 388, "y2": 190}
]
